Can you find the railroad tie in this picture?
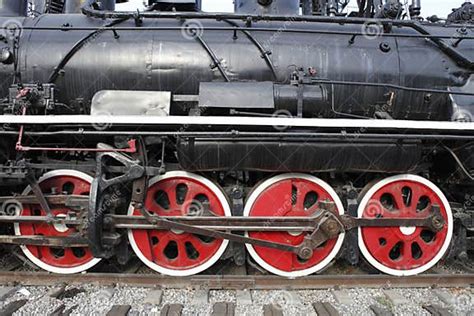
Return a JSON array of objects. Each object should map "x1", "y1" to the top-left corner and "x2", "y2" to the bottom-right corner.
[
  {"x1": 49, "y1": 304, "x2": 77, "y2": 316},
  {"x1": 47, "y1": 285, "x2": 67, "y2": 299},
  {"x1": 211, "y1": 302, "x2": 235, "y2": 316},
  {"x1": 422, "y1": 304, "x2": 453, "y2": 316},
  {"x1": 106, "y1": 305, "x2": 132, "y2": 316},
  {"x1": 56, "y1": 288, "x2": 85, "y2": 300},
  {"x1": 263, "y1": 304, "x2": 284, "y2": 316},
  {"x1": 312, "y1": 302, "x2": 340, "y2": 316},
  {"x1": 191, "y1": 289, "x2": 209, "y2": 305},
  {"x1": 0, "y1": 256, "x2": 21, "y2": 272},
  {"x1": 369, "y1": 304, "x2": 394, "y2": 316},
  {"x1": 49, "y1": 304, "x2": 65, "y2": 316},
  {"x1": 160, "y1": 304, "x2": 184, "y2": 316},
  {"x1": 0, "y1": 299, "x2": 28, "y2": 316},
  {"x1": 0, "y1": 287, "x2": 18, "y2": 302},
  {"x1": 143, "y1": 289, "x2": 163, "y2": 305}
]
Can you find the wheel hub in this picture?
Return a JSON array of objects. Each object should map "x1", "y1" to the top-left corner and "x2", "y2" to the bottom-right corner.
[
  {"x1": 52, "y1": 214, "x2": 68, "y2": 233},
  {"x1": 399, "y1": 226, "x2": 416, "y2": 236}
]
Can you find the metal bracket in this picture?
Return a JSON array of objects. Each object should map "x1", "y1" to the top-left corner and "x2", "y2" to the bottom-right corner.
[
  {"x1": 88, "y1": 139, "x2": 146, "y2": 258},
  {"x1": 25, "y1": 169, "x2": 53, "y2": 221}
]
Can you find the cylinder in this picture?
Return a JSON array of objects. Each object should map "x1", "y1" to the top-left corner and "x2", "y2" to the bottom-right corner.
[
  {"x1": 409, "y1": 0, "x2": 421, "y2": 19},
  {"x1": 0, "y1": 0, "x2": 28, "y2": 16},
  {"x1": 234, "y1": 0, "x2": 300, "y2": 15},
  {"x1": 65, "y1": 0, "x2": 115, "y2": 13},
  {"x1": 411, "y1": 0, "x2": 421, "y2": 9},
  {"x1": 274, "y1": 84, "x2": 329, "y2": 115}
]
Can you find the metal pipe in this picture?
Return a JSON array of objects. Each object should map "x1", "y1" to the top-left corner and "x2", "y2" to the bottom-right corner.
[
  {"x1": 78, "y1": 6, "x2": 468, "y2": 70},
  {"x1": 12, "y1": 25, "x2": 474, "y2": 41},
  {"x1": 1, "y1": 130, "x2": 474, "y2": 141},
  {"x1": 66, "y1": 0, "x2": 115, "y2": 13}
]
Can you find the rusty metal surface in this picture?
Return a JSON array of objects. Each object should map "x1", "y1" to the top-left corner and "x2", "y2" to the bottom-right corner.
[
  {"x1": 0, "y1": 272, "x2": 471, "y2": 290},
  {"x1": 0, "y1": 194, "x2": 89, "y2": 206},
  {"x1": 0, "y1": 235, "x2": 89, "y2": 247}
]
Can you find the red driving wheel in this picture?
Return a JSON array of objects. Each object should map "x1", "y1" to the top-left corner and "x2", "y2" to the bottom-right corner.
[
  {"x1": 358, "y1": 175, "x2": 453, "y2": 276},
  {"x1": 14, "y1": 170, "x2": 101, "y2": 274},
  {"x1": 128, "y1": 171, "x2": 231, "y2": 276},
  {"x1": 244, "y1": 174, "x2": 345, "y2": 277}
]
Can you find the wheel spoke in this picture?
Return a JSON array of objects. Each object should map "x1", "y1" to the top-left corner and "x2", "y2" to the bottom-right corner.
[
  {"x1": 292, "y1": 180, "x2": 314, "y2": 212},
  {"x1": 380, "y1": 232, "x2": 400, "y2": 261},
  {"x1": 165, "y1": 184, "x2": 179, "y2": 211},
  {"x1": 391, "y1": 185, "x2": 406, "y2": 211},
  {"x1": 409, "y1": 184, "x2": 424, "y2": 209},
  {"x1": 185, "y1": 182, "x2": 206, "y2": 201}
]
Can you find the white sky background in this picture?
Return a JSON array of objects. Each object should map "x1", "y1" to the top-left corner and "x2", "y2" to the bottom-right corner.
[{"x1": 117, "y1": 0, "x2": 462, "y2": 18}]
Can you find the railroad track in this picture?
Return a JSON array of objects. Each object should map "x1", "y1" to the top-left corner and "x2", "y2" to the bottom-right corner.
[
  {"x1": 0, "y1": 271, "x2": 472, "y2": 290},
  {"x1": 0, "y1": 267, "x2": 471, "y2": 316}
]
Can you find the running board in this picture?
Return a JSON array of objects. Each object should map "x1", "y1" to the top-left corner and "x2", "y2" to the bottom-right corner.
[{"x1": 2, "y1": 115, "x2": 474, "y2": 132}]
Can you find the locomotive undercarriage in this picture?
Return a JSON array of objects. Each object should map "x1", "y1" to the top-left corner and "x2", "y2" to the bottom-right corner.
[
  {"x1": 0, "y1": 120, "x2": 472, "y2": 277},
  {"x1": 0, "y1": 0, "x2": 471, "y2": 278}
]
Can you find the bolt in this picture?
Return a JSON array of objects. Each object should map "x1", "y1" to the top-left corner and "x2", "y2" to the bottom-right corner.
[
  {"x1": 45, "y1": 214, "x2": 54, "y2": 224},
  {"x1": 232, "y1": 187, "x2": 243, "y2": 199},
  {"x1": 323, "y1": 220, "x2": 340, "y2": 236},
  {"x1": 347, "y1": 189, "x2": 358, "y2": 200},
  {"x1": 298, "y1": 247, "x2": 313, "y2": 260},
  {"x1": 379, "y1": 42, "x2": 391, "y2": 53},
  {"x1": 432, "y1": 216, "x2": 445, "y2": 230},
  {"x1": 104, "y1": 217, "x2": 113, "y2": 227}
]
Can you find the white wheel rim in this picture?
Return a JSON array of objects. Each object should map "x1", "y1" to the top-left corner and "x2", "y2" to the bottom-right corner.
[
  {"x1": 14, "y1": 170, "x2": 102, "y2": 274},
  {"x1": 357, "y1": 174, "x2": 453, "y2": 276},
  {"x1": 128, "y1": 171, "x2": 231, "y2": 276},
  {"x1": 244, "y1": 173, "x2": 345, "y2": 278}
]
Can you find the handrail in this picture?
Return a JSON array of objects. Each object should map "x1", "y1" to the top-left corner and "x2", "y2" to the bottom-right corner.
[{"x1": 79, "y1": 3, "x2": 474, "y2": 71}]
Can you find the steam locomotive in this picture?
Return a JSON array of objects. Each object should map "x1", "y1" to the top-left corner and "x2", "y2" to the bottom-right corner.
[{"x1": 0, "y1": 0, "x2": 472, "y2": 277}]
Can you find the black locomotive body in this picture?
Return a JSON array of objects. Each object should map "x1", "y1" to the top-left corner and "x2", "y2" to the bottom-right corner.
[{"x1": 0, "y1": 0, "x2": 472, "y2": 277}]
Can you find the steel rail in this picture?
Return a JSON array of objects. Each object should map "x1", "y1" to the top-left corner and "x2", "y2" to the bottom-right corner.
[{"x1": 0, "y1": 271, "x2": 471, "y2": 289}]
